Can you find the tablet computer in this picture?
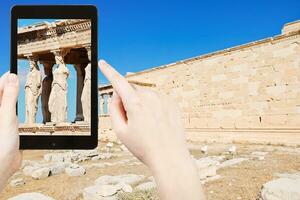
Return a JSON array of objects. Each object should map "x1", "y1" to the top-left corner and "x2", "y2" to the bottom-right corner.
[{"x1": 10, "y1": 5, "x2": 98, "y2": 149}]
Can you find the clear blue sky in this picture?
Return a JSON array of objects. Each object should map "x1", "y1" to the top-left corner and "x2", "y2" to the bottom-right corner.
[{"x1": 0, "y1": 0, "x2": 299, "y2": 122}]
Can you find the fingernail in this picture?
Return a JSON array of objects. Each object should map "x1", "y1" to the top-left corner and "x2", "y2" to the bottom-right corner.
[
  {"x1": 99, "y1": 60, "x2": 107, "y2": 67},
  {"x1": 7, "y1": 74, "x2": 17, "y2": 85}
]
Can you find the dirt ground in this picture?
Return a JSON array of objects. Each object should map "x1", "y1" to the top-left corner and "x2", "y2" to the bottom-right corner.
[{"x1": 1, "y1": 142, "x2": 300, "y2": 200}]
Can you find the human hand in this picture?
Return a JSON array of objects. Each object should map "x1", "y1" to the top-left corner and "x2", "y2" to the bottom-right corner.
[
  {"x1": 99, "y1": 60, "x2": 205, "y2": 200},
  {"x1": 0, "y1": 73, "x2": 22, "y2": 191}
]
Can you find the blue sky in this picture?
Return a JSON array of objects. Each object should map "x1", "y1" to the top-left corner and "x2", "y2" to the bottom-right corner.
[{"x1": 0, "y1": 0, "x2": 300, "y2": 122}]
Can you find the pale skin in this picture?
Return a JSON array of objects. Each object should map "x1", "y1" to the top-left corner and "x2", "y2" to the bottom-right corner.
[
  {"x1": 0, "y1": 73, "x2": 22, "y2": 191},
  {"x1": 0, "y1": 62, "x2": 206, "y2": 200}
]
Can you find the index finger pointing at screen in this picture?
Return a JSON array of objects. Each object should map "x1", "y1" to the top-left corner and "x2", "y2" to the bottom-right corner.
[{"x1": 98, "y1": 60, "x2": 137, "y2": 108}]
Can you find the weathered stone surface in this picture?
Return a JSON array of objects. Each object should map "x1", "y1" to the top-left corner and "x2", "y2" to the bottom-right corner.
[
  {"x1": 8, "y1": 192, "x2": 55, "y2": 200},
  {"x1": 65, "y1": 164, "x2": 86, "y2": 176},
  {"x1": 10, "y1": 178, "x2": 25, "y2": 187},
  {"x1": 260, "y1": 177, "x2": 300, "y2": 200},
  {"x1": 83, "y1": 185, "x2": 118, "y2": 200},
  {"x1": 198, "y1": 166, "x2": 217, "y2": 180},
  {"x1": 49, "y1": 162, "x2": 70, "y2": 175},
  {"x1": 201, "y1": 175, "x2": 222, "y2": 184},
  {"x1": 228, "y1": 146, "x2": 237, "y2": 154},
  {"x1": 148, "y1": 176, "x2": 155, "y2": 182},
  {"x1": 195, "y1": 157, "x2": 220, "y2": 168},
  {"x1": 218, "y1": 158, "x2": 248, "y2": 169},
  {"x1": 201, "y1": 145, "x2": 208, "y2": 154},
  {"x1": 121, "y1": 184, "x2": 133, "y2": 193},
  {"x1": 135, "y1": 182, "x2": 156, "y2": 191},
  {"x1": 95, "y1": 174, "x2": 145, "y2": 186},
  {"x1": 23, "y1": 166, "x2": 39, "y2": 176},
  {"x1": 106, "y1": 142, "x2": 114, "y2": 148},
  {"x1": 120, "y1": 145, "x2": 129, "y2": 152},
  {"x1": 21, "y1": 160, "x2": 38, "y2": 169},
  {"x1": 100, "y1": 20, "x2": 300, "y2": 146},
  {"x1": 31, "y1": 167, "x2": 50, "y2": 180}
]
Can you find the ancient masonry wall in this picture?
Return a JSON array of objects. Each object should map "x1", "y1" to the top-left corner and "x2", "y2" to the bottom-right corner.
[{"x1": 125, "y1": 27, "x2": 300, "y2": 130}]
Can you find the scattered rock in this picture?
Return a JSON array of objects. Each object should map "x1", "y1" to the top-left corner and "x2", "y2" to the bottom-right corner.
[
  {"x1": 23, "y1": 166, "x2": 39, "y2": 176},
  {"x1": 201, "y1": 145, "x2": 208, "y2": 154},
  {"x1": 228, "y1": 146, "x2": 236, "y2": 154},
  {"x1": 99, "y1": 153, "x2": 113, "y2": 160},
  {"x1": 198, "y1": 166, "x2": 217, "y2": 180},
  {"x1": 120, "y1": 145, "x2": 129, "y2": 152},
  {"x1": 95, "y1": 174, "x2": 145, "y2": 186},
  {"x1": 65, "y1": 164, "x2": 86, "y2": 176},
  {"x1": 201, "y1": 175, "x2": 221, "y2": 184},
  {"x1": 135, "y1": 182, "x2": 156, "y2": 191},
  {"x1": 106, "y1": 142, "x2": 114, "y2": 148},
  {"x1": 194, "y1": 157, "x2": 219, "y2": 180},
  {"x1": 115, "y1": 174, "x2": 145, "y2": 185},
  {"x1": 83, "y1": 185, "x2": 118, "y2": 200},
  {"x1": 45, "y1": 153, "x2": 65, "y2": 162},
  {"x1": 121, "y1": 184, "x2": 133, "y2": 193},
  {"x1": 21, "y1": 160, "x2": 38, "y2": 169},
  {"x1": 10, "y1": 178, "x2": 25, "y2": 187},
  {"x1": 8, "y1": 192, "x2": 55, "y2": 200},
  {"x1": 195, "y1": 157, "x2": 220, "y2": 168},
  {"x1": 260, "y1": 177, "x2": 300, "y2": 200},
  {"x1": 43, "y1": 154, "x2": 53, "y2": 162},
  {"x1": 148, "y1": 176, "x2": 155, "y2": 182},
  {"x1": 31, "y1": 167, "x2": 50, "y2": 180},
  {"x1": 95, "y1": 175, "x2": 117, "y2": 185},
  {"x1": 49, "y1": 162, "x2": 70, "y2": 175},
  {"x1": 218, "y1": 158, "x2": 248, "y2": 169}
]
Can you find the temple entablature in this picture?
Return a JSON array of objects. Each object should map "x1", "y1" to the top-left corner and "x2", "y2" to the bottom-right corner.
[{"x1": 98, "y1": 81, "x2": 156, "y2": 115}]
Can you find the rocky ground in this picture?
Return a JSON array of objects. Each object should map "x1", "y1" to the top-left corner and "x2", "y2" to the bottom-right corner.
[{"x1": 0, "y1": 142, "x2": 300, "y2": 200}]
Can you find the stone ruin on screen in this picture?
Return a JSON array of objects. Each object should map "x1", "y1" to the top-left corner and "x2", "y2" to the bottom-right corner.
[
  {"x1": 18, "y1": 19, "x2": 91, "y2": 135},
  {"x1": 99, "y1": 20, "x2": 300, "y2": 145}
]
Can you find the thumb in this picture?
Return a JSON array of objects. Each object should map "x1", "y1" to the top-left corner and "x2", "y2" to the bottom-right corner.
[{"x1": 0, "y1": 74, "x2": 19, "y2": 118}]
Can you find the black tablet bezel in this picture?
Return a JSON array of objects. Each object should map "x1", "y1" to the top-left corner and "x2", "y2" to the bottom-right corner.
[{"x1": 11, "y1": 5, "x2": 98, "y2": 149}]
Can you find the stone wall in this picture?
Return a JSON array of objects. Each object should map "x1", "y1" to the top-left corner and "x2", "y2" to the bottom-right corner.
[{"x1": 124, "y1": 21, "x2": 300, "y2": 130}]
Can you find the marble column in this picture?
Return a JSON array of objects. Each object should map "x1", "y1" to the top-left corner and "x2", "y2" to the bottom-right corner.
[
  {"x1": 48, "y1": 49, "x2": 70, "y2": 123},
  {"x1": 25, "y1": 55, "x2": 42, "y2": 124},
  {"x1": 81, "y1": 45, "x2": 92, "y2": 122},
  {"x1": 107, "y1": 93, "x2": 112, "y2": 115},
  {"x1": 41, "y1": 62, "x2": 54, "y2": 124},
  {"x1": 74, "y1": 64, "x2": 86, "y2": 122},
  {"x1": 99, "y1": 94, "x2": 105, "y2": 115}
]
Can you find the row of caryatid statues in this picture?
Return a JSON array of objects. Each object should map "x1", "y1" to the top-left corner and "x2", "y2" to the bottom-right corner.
[{"x1": 24, "y1": 47, "x2": 91, "y2": 124}]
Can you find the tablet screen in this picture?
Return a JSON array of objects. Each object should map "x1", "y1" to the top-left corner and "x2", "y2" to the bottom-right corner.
[{"x1": 17, "y1": 19, "x2": 92, "y2": 136}]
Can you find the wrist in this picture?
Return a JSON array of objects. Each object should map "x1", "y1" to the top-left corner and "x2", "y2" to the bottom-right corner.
[{"x1": 148, "y1": 146, "x2": 195, "y2": 177}]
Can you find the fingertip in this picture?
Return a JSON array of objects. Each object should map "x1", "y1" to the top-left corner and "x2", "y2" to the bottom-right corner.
[
  {"x1": 98, "y1": 59, "x2": 109, "y2": 72},
  {"x1": 7, "y1": 73, "x2": 19, "y2": 87},
  {"x1": 2, "y1": 73, "x2": 19, "y2": 107}
]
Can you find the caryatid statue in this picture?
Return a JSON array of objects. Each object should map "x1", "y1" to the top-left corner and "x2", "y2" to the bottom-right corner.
[
  {"x1": 41, "y1": 62, "x2": 54, "y2": 123},
  {"x1": 81, "y1": 45, "x2": 91, "y2": 122},
  {"x1": 25, "y1": 56, "x2": 42, "y2": 124},
  {"x1": 48, "y1": 50, "x2": 70, "y2": 123}
]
